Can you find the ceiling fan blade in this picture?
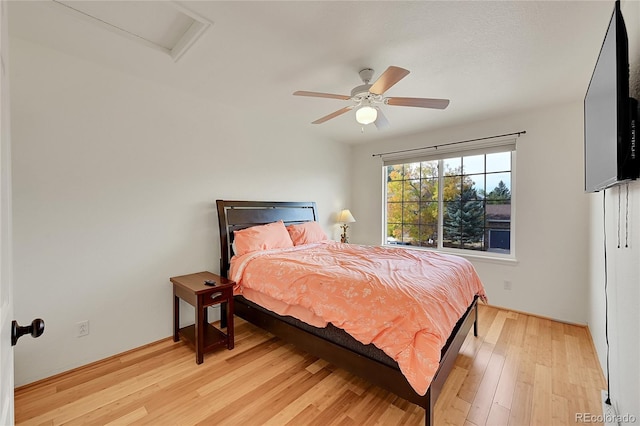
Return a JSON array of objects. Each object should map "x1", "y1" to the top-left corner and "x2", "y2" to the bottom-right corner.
[
  {"x1": 311, "y1": 106, "x2": 354, "y2": 124},
  {"x1": 369, "y1": 66, "x2": 410, "y2": 95},
  {"x1": 386, "y1": 97, "x2": 450, "y2": 109},
  {"x1": 374, "y1": 107, "x2": 390, "y2": 130},
  {"x1": 293, "y1": 91, "x2": 351, "y2": 100}
]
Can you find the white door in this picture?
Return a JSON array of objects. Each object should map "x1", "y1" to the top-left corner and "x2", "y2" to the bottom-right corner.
[{"x1": 0, "y1": 0, "x2": 14, "y2": 423}]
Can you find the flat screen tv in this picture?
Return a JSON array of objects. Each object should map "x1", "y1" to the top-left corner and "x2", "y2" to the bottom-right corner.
[{"x1": 584, "y1": 0, "x2": 639, "y2": 193}]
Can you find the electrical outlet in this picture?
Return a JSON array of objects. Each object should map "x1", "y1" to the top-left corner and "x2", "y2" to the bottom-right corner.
[
  {"x1": 503, "y1": 280, "x2": 512, "y2": 290},
  {"x1": 77, "y1": 320, "x2": 89, "y2": 337}
]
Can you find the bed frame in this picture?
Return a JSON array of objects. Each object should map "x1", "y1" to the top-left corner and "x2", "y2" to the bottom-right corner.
[{"x1": 216, "y1": 200, "x2": 478, "y2": 425}]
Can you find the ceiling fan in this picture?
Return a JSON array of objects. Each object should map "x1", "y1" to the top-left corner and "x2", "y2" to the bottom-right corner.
[{"x1": 293, "y1": 66, "x2": 449, "y2": 129}]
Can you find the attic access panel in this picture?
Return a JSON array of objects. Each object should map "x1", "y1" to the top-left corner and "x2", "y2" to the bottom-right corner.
[{"x1": 52, "y1": 0, "x2": 212, "y2": 61}]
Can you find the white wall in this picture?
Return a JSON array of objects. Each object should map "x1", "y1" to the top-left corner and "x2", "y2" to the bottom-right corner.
[
  {"x1": 587, "y1": 186, "x2": 640, "y2": 418},
  {"x1": 350, "y1": 101, "x2": 590, "y2": 324},
  {"x1": 9, "y1": 38, "x2": 350, "y2": 386},
  {"x1": 585, "y1": 0, "x2": 640, "y2": 418}
]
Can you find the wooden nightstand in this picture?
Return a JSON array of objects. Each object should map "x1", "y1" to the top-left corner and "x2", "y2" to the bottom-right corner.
[{"x1": 171, "y1": 271, "x2": 235, "y2": 364}]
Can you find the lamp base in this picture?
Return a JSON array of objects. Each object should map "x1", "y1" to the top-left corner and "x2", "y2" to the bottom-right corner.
[{"x1": 340, "y1": 224, "x2": 349, "y2": 244}]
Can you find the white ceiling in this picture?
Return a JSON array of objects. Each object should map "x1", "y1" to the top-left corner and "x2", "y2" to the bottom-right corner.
[{"x1": 8, "y1": 0, "x2": 614, "y2": 144}]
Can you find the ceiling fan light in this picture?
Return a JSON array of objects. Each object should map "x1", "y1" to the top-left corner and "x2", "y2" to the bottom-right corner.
[{"x1": 355, "y1": 105, "x2": 377, "y2": 125}]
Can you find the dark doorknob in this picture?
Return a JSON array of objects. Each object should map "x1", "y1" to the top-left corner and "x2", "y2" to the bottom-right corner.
[{"x1": 11, "y1": 318, "x2": 45, "y2": 346}]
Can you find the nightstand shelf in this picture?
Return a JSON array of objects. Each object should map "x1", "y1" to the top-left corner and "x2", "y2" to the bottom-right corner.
[{"x1": 177, "y1": 323, "x2": 228, "y2": 353}]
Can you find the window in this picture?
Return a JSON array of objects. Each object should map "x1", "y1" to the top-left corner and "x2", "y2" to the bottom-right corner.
[{"x1": 385, "y1": 149, "x2": 513, "y2": 255}]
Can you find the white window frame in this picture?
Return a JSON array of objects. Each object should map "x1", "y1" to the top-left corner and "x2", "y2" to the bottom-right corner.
[{"x1": 381, "y1": 139, "x2": 517, "y2": 262}]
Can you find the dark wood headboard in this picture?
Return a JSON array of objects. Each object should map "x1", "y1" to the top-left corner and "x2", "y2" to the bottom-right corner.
[{"x1": 216, "y1": 200, "x2": 318, "y2": 278}]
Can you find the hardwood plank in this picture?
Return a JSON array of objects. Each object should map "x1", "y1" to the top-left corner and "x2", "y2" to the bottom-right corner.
[
  {"x1": 506, "y1": 310, "x2": 526, "y2": 347},
  {"x1": 344, "y1": 385, "x2": 400, "y2": 425},
  {"x1": 15, "y1": 307, "x2": 607, "y2": 426},
  {"x1": 433, "y1": 365, "x2": 468, "y2": 416},
  {"x1": 284, "y1": 404, "x2": 323, "y2": 425},
  {"x1": 104, "y1": 406, "x2": 148, "y2": 426},
  {"x1": 300, "y1": 388, "x2": 361, "y2": 426},
  {"x1": 509, "y1": 381, "x2": 533, "y2": 426},
  {"x1": 441, "y1": 396, "x2": 471, "y2": 425},
  {"x1": 518, "y1": 318, "x2": 539, "y2": 387},
  {"x1": 551, "y1": 394, "x2": 570, "y2": 425},
  {"x1": 537, "y1": 319, "x2": 554, "y2": 367},
  {"x1": 484, "y1": 309, "x2": 508, "y2": 345},
  {"x1": 492, "y1": 344, "x2": 521, "y2": 410},
  {"x1": 486, "y1": 401, "x2": 510, "y2": 426},
  {"x1": 455, "y1": 328, "x2": 483, "y2": 370},
  {"x1": 467, "y1": 352, "x2": 505, "y2": 424},
  {"x1": 265, "y1": 369, "x2": 346, "y2": 425},
  {"x1": 457, "y1": 341, "x2": 493, "y2": 403},
  {"x1": 531, "y1": 364, "x2": 553, "y2": 425}
]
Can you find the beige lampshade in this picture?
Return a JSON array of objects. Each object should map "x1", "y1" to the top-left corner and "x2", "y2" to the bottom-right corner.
[{"x1": 337, "y1": 209, "x2": 356, "y2": 224}]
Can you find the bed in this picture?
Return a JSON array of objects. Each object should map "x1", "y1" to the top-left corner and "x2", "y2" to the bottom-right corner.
[{"x1": 216, "y1": 200, "x2": 485, "y2": 425}]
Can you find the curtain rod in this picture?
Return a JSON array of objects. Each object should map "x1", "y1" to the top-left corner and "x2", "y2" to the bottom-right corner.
[{"x1": 371, "y1": 130, "x2": 527, "y2": 158}]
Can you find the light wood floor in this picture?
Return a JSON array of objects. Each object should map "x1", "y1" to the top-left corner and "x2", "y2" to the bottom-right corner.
[{"x1": 15, "y1": 305, "x2": 606, "y2": 425}]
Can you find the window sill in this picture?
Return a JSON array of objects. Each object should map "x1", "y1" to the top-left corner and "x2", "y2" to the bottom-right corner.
[
  {"x1": 447, "y1": 250, "x2": 518, "y2": 266},
  {"x1": 383, "y1": 244, "x2": 518, "y2": 266}
]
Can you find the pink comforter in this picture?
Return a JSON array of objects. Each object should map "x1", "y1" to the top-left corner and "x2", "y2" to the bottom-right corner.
[{"x1": 230, "y1": 241, "x2": 486, "y2": 395}]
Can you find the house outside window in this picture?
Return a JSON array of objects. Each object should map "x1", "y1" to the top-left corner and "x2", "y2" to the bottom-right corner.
[{"x1": 384, "y1": 142, "x2": 515, "y2": 257}]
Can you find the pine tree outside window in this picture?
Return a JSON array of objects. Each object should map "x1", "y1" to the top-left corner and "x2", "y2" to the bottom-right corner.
[{"x1": 384, "y1": 146, "x2": 514, "y2": 257}]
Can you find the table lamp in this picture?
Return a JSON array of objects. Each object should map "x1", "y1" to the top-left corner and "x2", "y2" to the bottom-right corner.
[{"x1": 337, "y1": 209, "x2": 356, "y2": 243}]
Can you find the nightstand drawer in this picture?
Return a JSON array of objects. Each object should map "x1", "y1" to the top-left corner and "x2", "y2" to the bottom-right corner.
[{"x1": 201, "y1": 287, "x2": 233, "y2": 307}]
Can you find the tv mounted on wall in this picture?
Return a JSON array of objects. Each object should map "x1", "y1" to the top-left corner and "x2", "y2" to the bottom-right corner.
[{"x1": 584, "y1": 0, "x2": 639, "y2": 193}]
